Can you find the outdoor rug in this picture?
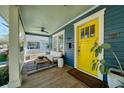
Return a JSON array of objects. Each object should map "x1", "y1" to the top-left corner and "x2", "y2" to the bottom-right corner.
[{"x1": 67, "y1": 68, "x2": 108, "y2": 88}]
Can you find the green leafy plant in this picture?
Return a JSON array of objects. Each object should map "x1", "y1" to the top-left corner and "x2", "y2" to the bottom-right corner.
[
  {"x1": 0, "y1": 66, "x2": 9, "y2": 86},
  {"x1": 91, "y1": 42, "x2": 111, "y2": 74},
  {"x1": 0, "y1": 54, "x2": 8, "y2": 61},
  {"x1": 91, "y1": 42, "x2": 124, "y2": 88},
  {"x1": 91, "y1": 42, "x2": 123, "y2": 74}
]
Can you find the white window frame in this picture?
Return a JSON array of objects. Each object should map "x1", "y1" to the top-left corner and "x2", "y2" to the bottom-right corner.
[
  {"x1": 27, "y1": 41, "x2": 40, "y2": 49},
  {"x1": 52, "y1": 30, "x2": 65, "y2": 53}
]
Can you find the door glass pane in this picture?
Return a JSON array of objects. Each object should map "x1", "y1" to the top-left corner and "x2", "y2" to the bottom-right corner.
[
  {"x1": 81, "y1": 28, "x2": 84, "y2": 39},
  {"x1": 90, "y1": 24, "x2": 95, "y2": 37},
  {"x1": 85, "y1": 27, "x2": 89, "y2": 38}
]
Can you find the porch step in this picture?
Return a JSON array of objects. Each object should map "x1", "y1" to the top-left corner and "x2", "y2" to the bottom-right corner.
[
  {"x1": 27, "y1": 64, "x2": 57, "y2": 75},
  {"x1": 67, "y1": 68, "x2": 108, "y2": 88}
]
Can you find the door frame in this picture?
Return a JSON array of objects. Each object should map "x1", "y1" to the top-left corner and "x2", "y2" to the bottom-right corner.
[{"x1": 74, "y1": 8, "x2": 106, "y2": 80}]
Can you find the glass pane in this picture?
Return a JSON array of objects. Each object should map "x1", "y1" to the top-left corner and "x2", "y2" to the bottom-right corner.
[
  {"x1": 52, "y1": 36, "x2": 57, "y2": 51},
  {"x1": 81, "y1": 28, "x2": 84, "y2": 39},
  {"x1": 27, "y1": 42, "x2": 40, "y2": 49},
  {"x1": 90, "y1": 24, "x2": 95, "y2": 37},
  {"x1": 58, "y1": 34, "x2": 64, "y2": 52},
  {"x1": 40, "y1": 39, "x2": 49, "y2": 53},
  {"x1": 85, "y1": 27, "x2": 89, "y2": 38}
]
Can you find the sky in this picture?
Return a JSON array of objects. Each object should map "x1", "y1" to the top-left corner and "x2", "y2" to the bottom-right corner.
[{"x1": 0, "y1": 16, "x2": 9, "y2": 39}]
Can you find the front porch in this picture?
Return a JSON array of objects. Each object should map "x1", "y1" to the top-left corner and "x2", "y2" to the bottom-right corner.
[
  {"x1": 21, "y1": 65, "x2": 88, "y2": 88},
  {"x1": 0, "y1": 5, "x2": 124, "y2": 88}
]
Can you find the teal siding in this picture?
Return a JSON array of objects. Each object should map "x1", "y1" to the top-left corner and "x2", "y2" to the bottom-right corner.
[
  {"x1": 64, "y1": 24, "x2": 74, "y2": 67},
  {"x1": 52, "y1": 6, "x2": 103, "y2": 67},
  {"x1": 52, "y1": 6, "x2": 124, "y2": 76},
  {"x1": 104, "y1": 6, "x2": 124, "y2": 70}
]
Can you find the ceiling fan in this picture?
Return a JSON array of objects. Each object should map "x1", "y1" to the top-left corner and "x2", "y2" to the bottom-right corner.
[
  {"x1": 35, "y1": 27, "x2": 49, "y2": 33},
  {"x1": 2, "y1": 23, "x2": 9, "y2": 28}
]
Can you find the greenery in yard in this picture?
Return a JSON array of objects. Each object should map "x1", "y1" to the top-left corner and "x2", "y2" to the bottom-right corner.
[
  {"x1": 0, "y1": 54, "x2": 8, "y2": 61},
  {"x1": 0, "y1": 66, "x2": 9, "y2": 86}
]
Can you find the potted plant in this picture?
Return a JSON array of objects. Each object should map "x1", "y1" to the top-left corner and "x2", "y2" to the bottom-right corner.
[{"x1": 91, "y1": 42, "x2": 124, "y2": 88}]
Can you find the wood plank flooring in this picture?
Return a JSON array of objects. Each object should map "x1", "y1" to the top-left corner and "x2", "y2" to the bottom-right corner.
[{"x1": 21, "y1": 66, "x2": 88, "y2": 88}]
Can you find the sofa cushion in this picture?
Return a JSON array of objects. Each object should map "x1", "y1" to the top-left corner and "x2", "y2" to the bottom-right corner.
[
  {"x1": 46, "y1": 51, "x2": 62, "y2": 62},
  {"x1": 25, "y1": 53, "x2": 46, "y2": 61},
  {"x1": 46, "y1": 55, "x2": 54, "y2": 61},
  {"x1": 50, "y1": 51, "x2": 62, "y2": 57}
]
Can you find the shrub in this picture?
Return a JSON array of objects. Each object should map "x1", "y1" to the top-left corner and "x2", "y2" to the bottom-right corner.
[
  {"x1": 0, "y1": 54, "x2": 8, "y2": 61},
  {"x1": 0, "y1": 66, "x2": 9, "y2": 86}
]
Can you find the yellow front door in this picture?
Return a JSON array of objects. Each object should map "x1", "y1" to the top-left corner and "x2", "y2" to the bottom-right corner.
[{"x1": 77, "y1": 18, "x2": 99, "y2": 77}]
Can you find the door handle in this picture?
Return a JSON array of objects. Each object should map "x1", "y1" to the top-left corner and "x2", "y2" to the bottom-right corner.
[{"x1": 77, "y1": 49, "x2": 80, "y2": 56}]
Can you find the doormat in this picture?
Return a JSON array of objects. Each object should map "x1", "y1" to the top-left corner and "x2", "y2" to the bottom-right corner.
[{"x1": 67, "y1": 68, "x2": 108, "y2": 88}]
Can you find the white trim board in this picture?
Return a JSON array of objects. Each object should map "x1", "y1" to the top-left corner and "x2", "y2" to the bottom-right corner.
[
  {"x1": 74, "y1": 8, "x2": 106, "y2": 81},
  {"x1": 54, "y1": 5, "x2": 99, "y2": 33}
]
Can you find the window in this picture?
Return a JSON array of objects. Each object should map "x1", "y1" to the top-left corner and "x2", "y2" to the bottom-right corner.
[
  {"x1": 58, "y1": 34, "x2": 64, "y2": 52},
  {"x1": 27, "y1": 42, "x2": 40, "y2": 49},
  {"x1": 90, "y1": 24, "x2": 95, "y2": 37},
  {"x1": 81, "y1": 24, "x2": 95, "y2": 39},
  {"x1": 85, "y1": 27, "x2": 89, "y2": 38},
  {"x1": 81, "y1": 28, "x2": 85, "y2": 38},
  {"x1": 40, "y1": 40, "x2": 49, "y2": 52},
  {"x1": 26, "y1": 35, "x2": 49, "y2": 54},
  {"x1": 52, "y1": 30, "x2": 65, "y2": 53},
  {"x1": 52, "y1": 36, "x2": 58, "y2": 51}
]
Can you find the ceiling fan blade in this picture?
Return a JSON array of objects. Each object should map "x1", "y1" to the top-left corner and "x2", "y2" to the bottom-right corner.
[
  {"x1": 34, "y1": 26, "x2": 46, "y2": 29},
  {"x1": 30, "y1": 30, "x2": 48, "y2": 33},
  {"x1": 42, "y1": 30, "x2": 48, "y2": 33},
  {"x1": 2, "y1": 23, "x2": 9, "y2": 27},
  {"x1": 32, "y1": 26, "x2": 48, "y2": 33},
  {"x1": 35, "y1": 26, "x2": 41, "y2": 28}
]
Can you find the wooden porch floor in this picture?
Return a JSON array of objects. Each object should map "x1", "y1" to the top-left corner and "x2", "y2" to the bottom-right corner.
[{"x1": 21, "y1": 65, "x2": 88, "y2": 88}]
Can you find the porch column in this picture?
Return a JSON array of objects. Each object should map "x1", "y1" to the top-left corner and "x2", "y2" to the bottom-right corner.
[{"x1": 8, "y1": 5, "x2": 21, "y2": 88}]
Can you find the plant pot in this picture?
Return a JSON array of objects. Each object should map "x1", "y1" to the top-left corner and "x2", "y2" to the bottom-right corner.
[{"x1": 107, "y1": 68, "x2": 124, "y2": 88}]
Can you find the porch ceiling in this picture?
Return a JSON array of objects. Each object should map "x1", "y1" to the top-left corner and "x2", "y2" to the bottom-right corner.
[
  {"x1": 0, "y1": 5, "x2": 9, "y2": 22},
  {"x1": 20, "y1": 5, "x2": 94, "y2": 35}
]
